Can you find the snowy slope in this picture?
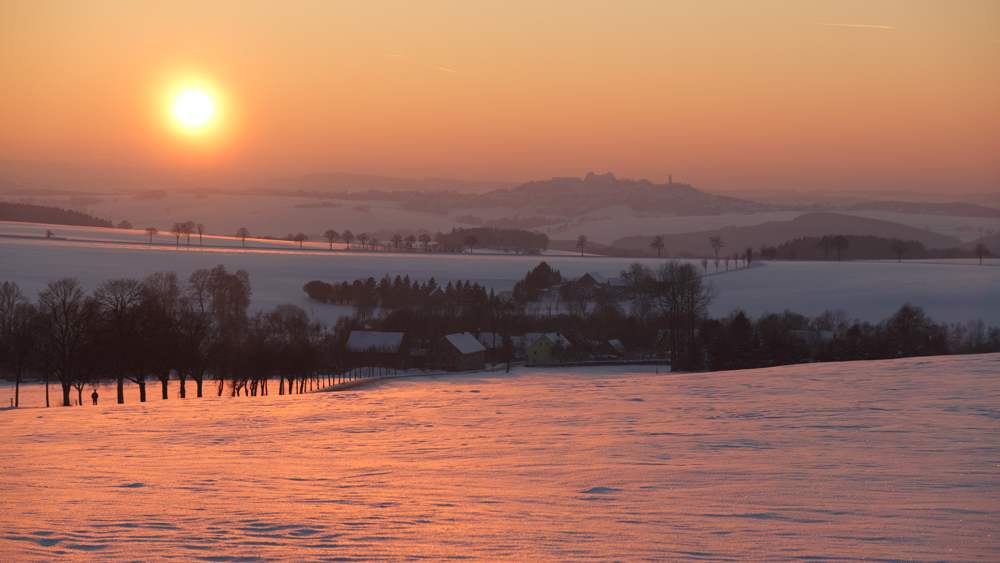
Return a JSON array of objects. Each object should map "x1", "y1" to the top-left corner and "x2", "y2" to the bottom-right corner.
[
  {"x1": 2, "y1": 354, "x2": 997, "y2": 561},
  {"x1": 8, "y1": 191, "x2": 997, "y2": 246},
  {"x1": 706, "y1": 260, "x2": 1000, "y2": 325},
  {"x1": 3, "y1": 221, "x2": 999, "y2": 327}
]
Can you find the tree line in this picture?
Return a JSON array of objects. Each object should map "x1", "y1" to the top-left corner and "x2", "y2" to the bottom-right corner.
[
  {"x1": 434, "y1": 227, "x2": 549, "y2": 254},
  {"x1": 309, "y1": 260, "x2": 1000, "y2": 372},
  {"x1": 0, "y1": 267, "x2": 333, "y2": 408},
  {"x1": 306, "y1": 261, "x2": 717, "y2": 370},
  {"x1": 775, "y1": 235, "x2": 993, "y2": 262},
  {"x1": 5, "y1": 261, "x2": 996, "y2": 409},
  {"x1": 0, "y1": 202, "x2": 113, "y2": 228},
  {"x1": 698, "y1": 306, "x2": 1000, "y2": 372}
]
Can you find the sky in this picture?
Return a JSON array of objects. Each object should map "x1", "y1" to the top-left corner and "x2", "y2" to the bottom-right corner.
[{"x1": 1, "y1": 1, "x2": 998, "y2": 192}]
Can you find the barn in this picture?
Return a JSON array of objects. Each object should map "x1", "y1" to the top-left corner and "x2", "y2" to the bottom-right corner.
[
  {"x1": 427, "y1": 333, "x2": 487, "y2": 372},
  {"x1": 345, "y1": 331, "x2": 410, "y2": 372}
]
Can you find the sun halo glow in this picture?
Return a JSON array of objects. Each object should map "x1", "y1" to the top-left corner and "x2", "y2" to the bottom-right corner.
[{"x1": 174, "y1": 90, "x2": 214, "y2": 127}]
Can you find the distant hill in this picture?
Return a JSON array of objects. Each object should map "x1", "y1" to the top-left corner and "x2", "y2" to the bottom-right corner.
[
  {"x1": 0, "y1": 201, "x2": 113, "y2": 228},
  {"x1": 611, "y1": 212, "x2": 968, "y2": 257},
  {"x1": 399, "y1": 172, "x2": 790, "y2": 217}
]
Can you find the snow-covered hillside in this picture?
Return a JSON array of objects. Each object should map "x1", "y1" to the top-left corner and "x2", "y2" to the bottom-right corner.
[
  {"x1": 6, "y1": 190, "x2": 998, "y2": 246},
  {"x1": 3, "y1": 221, "x2": 998, "y2": 327},
  {"x1": 2, "y1": 354, "x2": 997, "y2": 561}
]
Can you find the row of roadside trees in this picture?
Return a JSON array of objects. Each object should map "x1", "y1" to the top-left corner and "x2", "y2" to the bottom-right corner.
[{"x1": 0, "y1": 266, "x2": 330, "y2": 408}]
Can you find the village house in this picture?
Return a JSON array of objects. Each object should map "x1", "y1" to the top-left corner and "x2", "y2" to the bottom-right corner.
[
  {"x1": 571, "y1": 272, "x2": 628, "y2": 298},
  {"x1": 427, "y1": 332, "x2": 487, "y2": 372},
  {"x1": 427, "y1": 287, "x2": 447, "y2": 304},
  {"x1": 523, "y1": 332, "x2": 572, "y2": 364},
  {"x1": 574, "y1": 272, "x2": 606, "y2": 295},
  {"x1": 595, "y1": 339, "x2": 627, "y2": 358},
  {"x1": 345, "y1": 331, "x2": 410, "y2": 372}
]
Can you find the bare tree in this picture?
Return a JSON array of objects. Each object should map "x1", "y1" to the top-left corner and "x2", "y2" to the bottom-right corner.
[
  {"x1": 724, "y1": 255, "x2": 730, "y2": 271},
  {"x1": 145, "y1": 227, "x2": 158, "y2": 244},
  {"x1": 419, "y1": 233, "x2": 432, "y2": 251},
  {"x1": 293, "y1": 232, "x2": 308, "y2": 249},
  {"x1": 117, "y1": 219, "x2": 132, "y2": 229},
  {"x1": 465, "y1": 234, "x2": 478, "y2": 253},
  {"x1": 576, "y1": 234, "x2": 588, "y2": 256},
  {"x1": 171, "y1": 222, "x2": 183, "y2": 246},
  {"x1": 391, "y1": 234, "x2": 403, "y2": 251},
  {"x1": 187, "y1": 266, "x2": 251, "y2": 398},
  {"x1": 405, "y1": 234, "x2": 416, "y2": 251},
  {"x1": 619, "y1": 262, "x2": 654, "y2": 299},
  {"x1": 652, "y1": 261, "x2": 715, "y2": 370},
  {"x1": 817, "y1": 235, "x2": 834, "y2": 260},
  {"x1": 0, "y1": 282, "x2": 36, "y2": 408},
  {"x1": 204, "y1": 265, "x2": 252, "y2": 396},
  {"x1": 324, "y1": 229, "x2": 340, "y2": 250},
  {"x1": 342, "y1": 229, "x2": 355, "y2": 250},
  {"x1": 182, "y1": 221, "x2": 196, "y2": 245},
  {"x1": 196, "y1": 223, "x2": 205, "y2": 246},
  {"x1": 94, "y1": 278, "x2": 145, "y2": 404},
  {"x1": 974, "y1": 243, "x2": 989, "y2": 265},
  {"x1": 357, "y1": 233, "x2": 370, "y2": 250},
  {"x1": 890, "y1": 238, "x2": 910, "y2": 262},
  {"x1": 35, "y1": 278, "x2": 100, "y2": 407},
  {"x1": 834, "y1": 235, "x2": 849, "y2": 261},
  {"x1": 745, "y1": 247, "x2": 753, "y2": 267},
  {"x1": 701, "y1": 258, "x2": 709, "y2": 275},
  {"x1": 143, "y1": 272, "x2": 183, "y2": 401},
  {"x1": 176, "y1": 297, "x2": 219, "y2": 399},
  {"x1": 710, "y1": 235, "x2": 724, "y2": 259},
  {"x1": 650, "y1": 235, "x2": 665, "y2": 257},
  {"x1": 714, "y1": 257, "x2": 720, "y2": 273},
  {"x1": 236, "y1": 227, "x2": 250, "y2": 248}
]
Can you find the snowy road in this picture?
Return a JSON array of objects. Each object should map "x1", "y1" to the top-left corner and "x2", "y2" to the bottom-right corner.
[{"x1": 2, "y1": 355, "x2": 998, "y2": 561}]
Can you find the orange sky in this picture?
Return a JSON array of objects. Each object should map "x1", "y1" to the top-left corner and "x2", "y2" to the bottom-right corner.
[{"x1": 1, "y1": 1, "x2": 998, "y2": 192}]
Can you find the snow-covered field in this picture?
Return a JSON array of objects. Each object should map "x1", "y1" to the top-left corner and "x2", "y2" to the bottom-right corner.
[
  {"x1": 2, "y1": 354, "x2": 997, "y2": 561},
  {"x1": 5, "y1": 193, "x2": 465, "y2": 240},
  {"x1": 706, "y1": 259, "x2": 1000, "y2": 326},
  {"x1": 6, "y1": 192, "x2": 997, "y2": 245},
  {"x1": 3, "y1": 221, "x2": 999, "y2": 327}
]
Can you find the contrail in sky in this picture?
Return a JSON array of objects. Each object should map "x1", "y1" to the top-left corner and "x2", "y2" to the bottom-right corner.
[
  {"x1": 437, "y1": 67, "x2": 460, "y2": 73},
  {"x1": 815, "y1": 23, "x2": 893, "y2": 29}
]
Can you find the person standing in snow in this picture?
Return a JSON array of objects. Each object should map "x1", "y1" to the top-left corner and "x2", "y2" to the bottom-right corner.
[{"x1": 91, "y1": 390, "x2": 98, "y2": 405}]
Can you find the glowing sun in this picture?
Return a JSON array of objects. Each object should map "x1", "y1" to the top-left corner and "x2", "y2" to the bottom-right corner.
[{"x1": 174, "y1": 90, "x2": 214, "y2": 126}]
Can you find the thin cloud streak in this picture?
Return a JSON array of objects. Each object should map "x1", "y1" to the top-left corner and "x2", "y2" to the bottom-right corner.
[
  {"x1": 815, "y1": 22, "x2": 893, "y2": 29},
  {"x1": 436, "y1": 67, "x2": 460, "y2": 74}
]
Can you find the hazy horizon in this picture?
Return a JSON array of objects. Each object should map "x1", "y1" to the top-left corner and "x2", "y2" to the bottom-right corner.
[{"x1": 2, "y1": 1, "x2": 998, "y2": 193}]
